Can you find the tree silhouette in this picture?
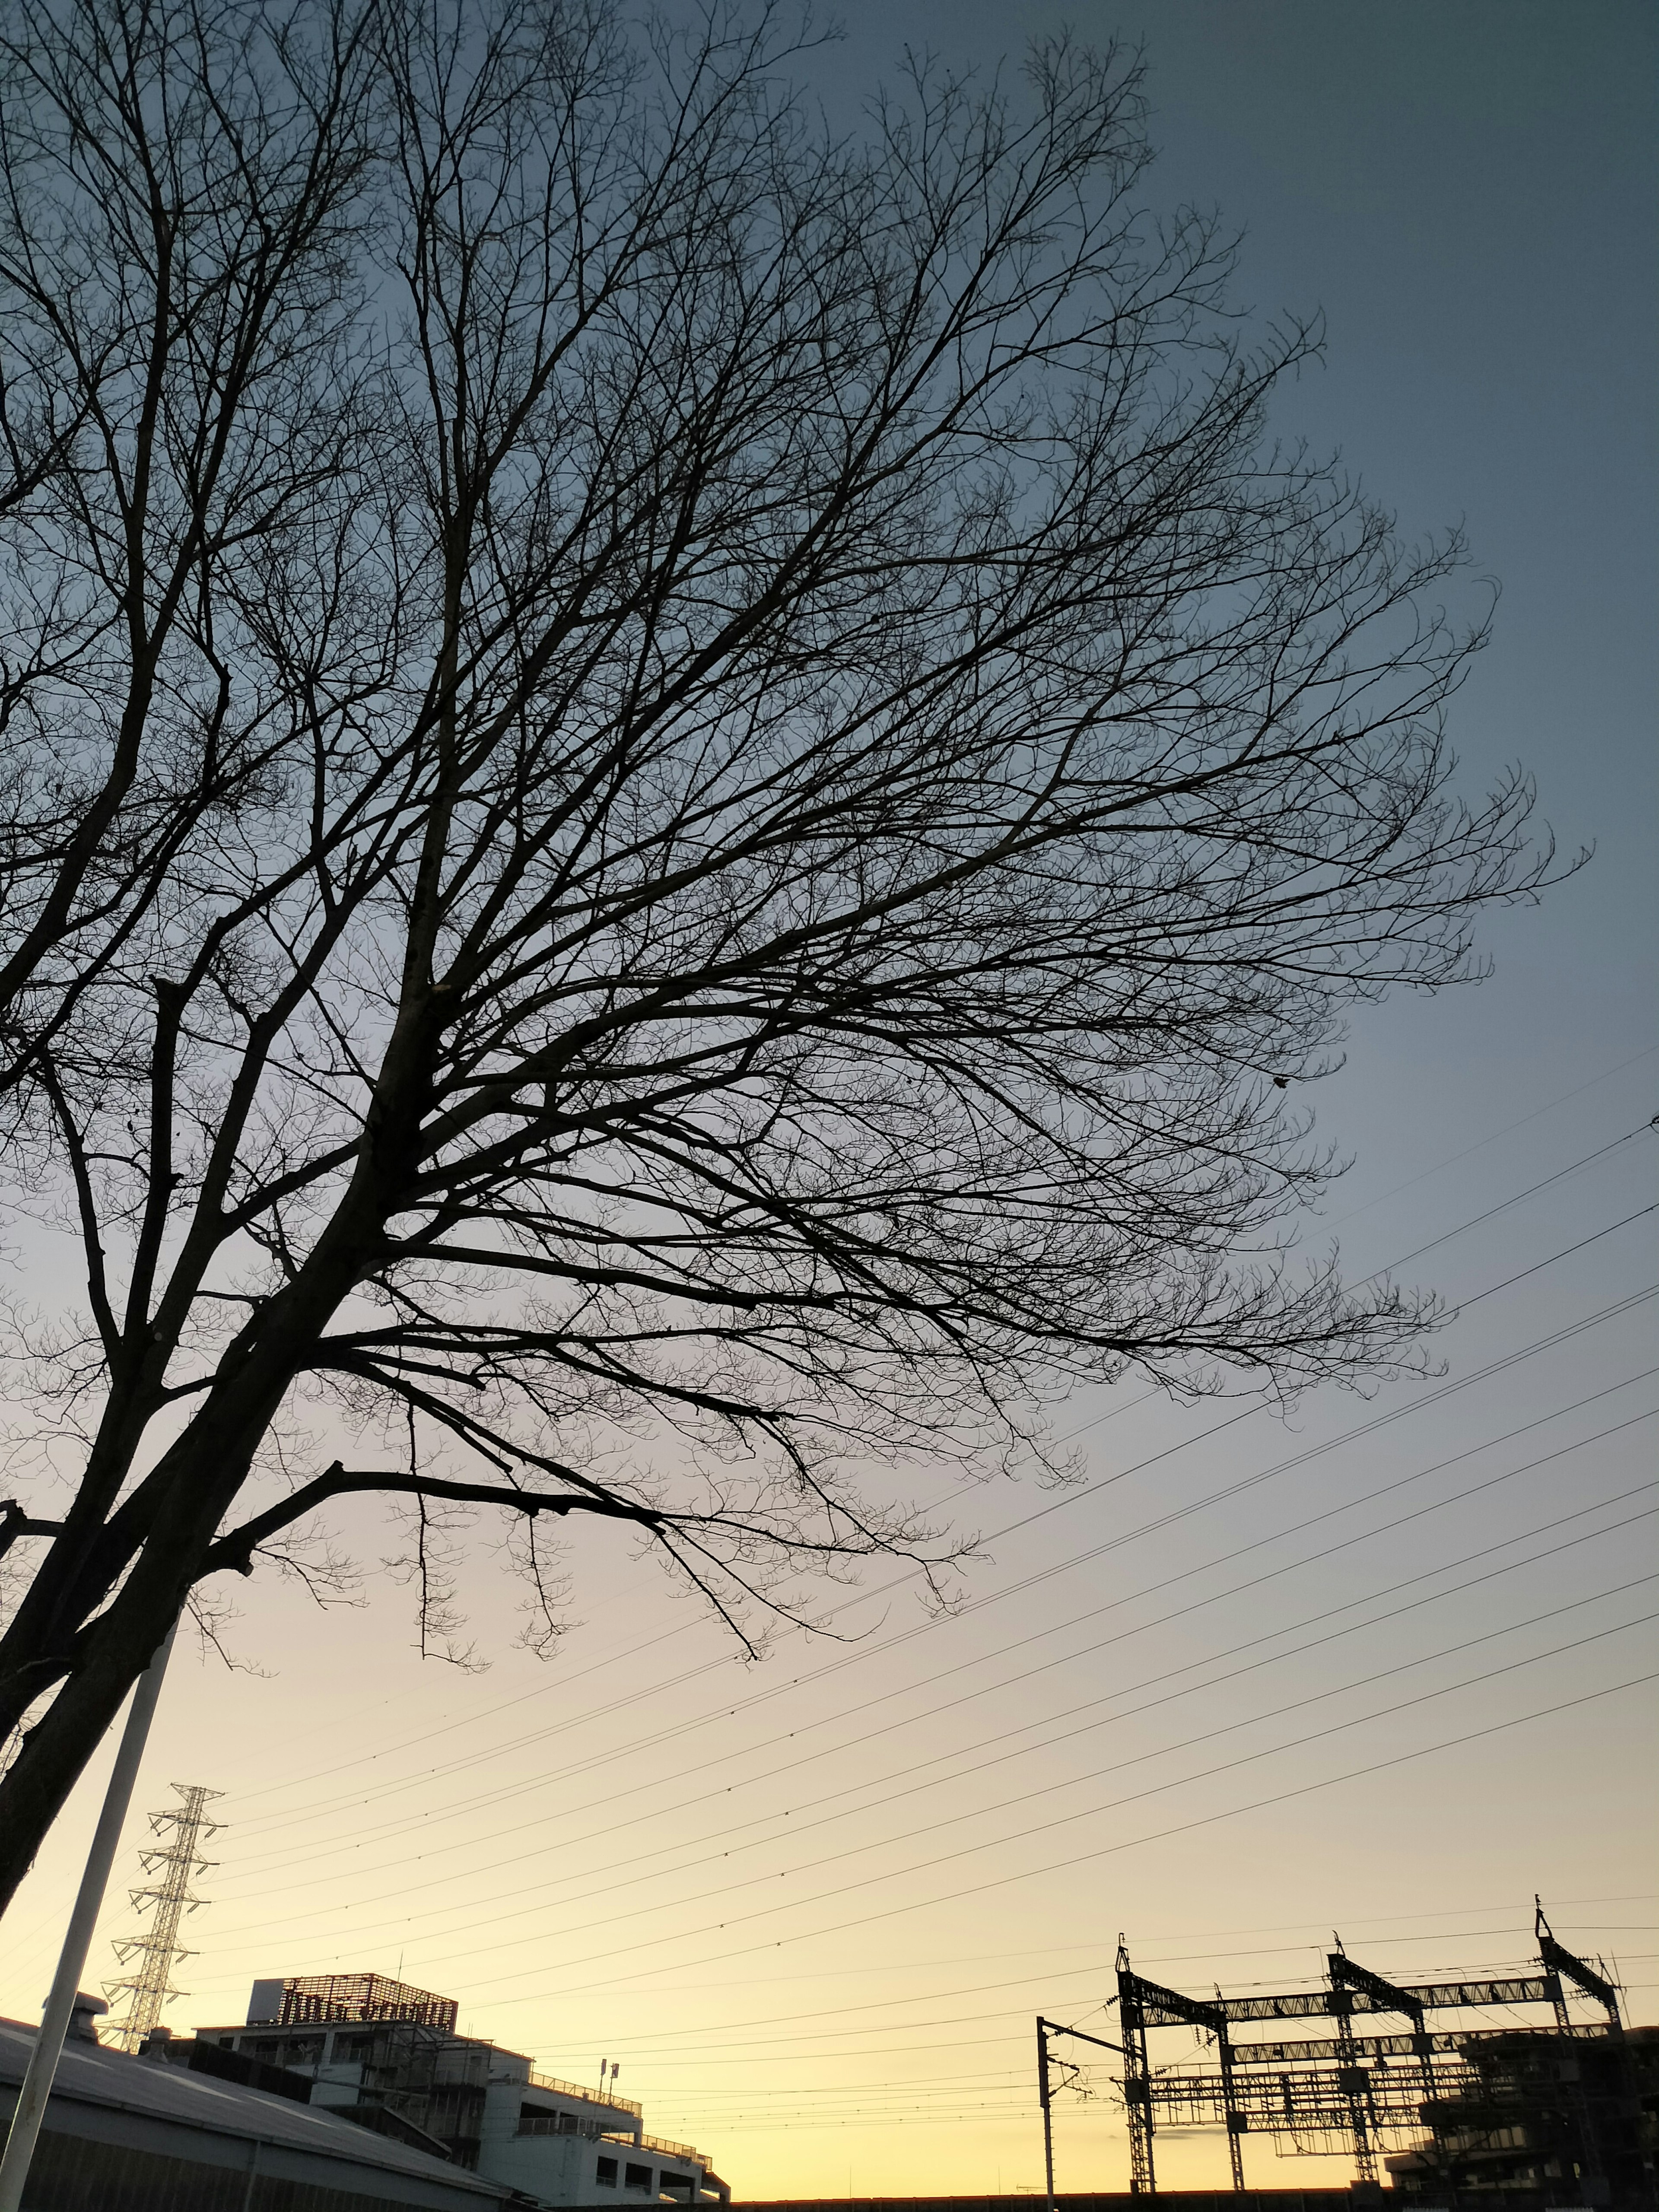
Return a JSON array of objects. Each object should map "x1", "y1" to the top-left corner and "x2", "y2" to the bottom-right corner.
[{"x1": 0, "y1": 0, "x2": 1552, "y2": 1905}]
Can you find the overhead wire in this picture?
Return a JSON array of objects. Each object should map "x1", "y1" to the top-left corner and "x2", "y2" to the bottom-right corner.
[
  {"x1": 1445, "y1": 1201, "x2": 1656, "y2": 1311},
  {"x1": 338, "y1": 1914, "x2": 1647, "y2": 2074},
  {"x1": 224, "y1": 1113, "x2": 1656, "y2": 1796},
  {"x1": 224, "y1": 1274, "x2": 1659, "y2": 1849},
  {"x1": 958, "y1": 1278, "x2": 1658, "y2": 1559},
  {"x1": 420, "y1": 1893, "x2": 1659, "y2": 2063},
  {"x1": 218, "y1": 1371, "x2": 1659, "y2": 1893},
  {"x1": 187, "y1": 1635, "x2": 1659, "y2": 2026},
  {"x1": 191, "y1": 1415, "x2": 1654, "y2": 1991},
  {"x1": 456, "y1": 1916, "x2": 1659, "y2": 2057},
  {"x1": 57, "y1": 1116, "x2": 1650, "y2": 2061},
  {"x1": 203, "y1": 1442, "x2": 1656, "y2": 1936},
  {"x1": 166, "y1": 1902, "x2": 1659, "y2": 2081},
  {"x1": 279, "y1": 1385, "x2": 1659, "y2": 1883},
  {"x1": 1349, "y1": 1119, "x2": 1655, "y2": 1278},
  {"x1": 490, "y1": 1891, "x2": 1659, "y2": 2006},
  {"x1": 382, "y1": 1606, "x2": 1659, "y2": 1982},
  {"x1": 482, "y1": 1562, "x2": 1659, "y2": 1923},
  {"x1": 172, "y1": 1442, "x2": 1659, "y2": 2061},
  {"x1": 1313, "y1": 1050, "x2": 1656, "y2": 1233},
  {"x1": 463, "y1": 1665, "x2": 1657, "y2": 2004}
]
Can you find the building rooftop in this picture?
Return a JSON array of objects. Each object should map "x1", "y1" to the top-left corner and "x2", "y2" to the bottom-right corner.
[{"x1": 0, "y1": 2015, "x2": 512, "y2": 2206}]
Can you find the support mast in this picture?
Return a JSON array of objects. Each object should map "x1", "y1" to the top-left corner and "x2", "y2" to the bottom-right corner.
[{"x1": 1117, "y1": 1937, "x2": 1157, "y2": 2198}]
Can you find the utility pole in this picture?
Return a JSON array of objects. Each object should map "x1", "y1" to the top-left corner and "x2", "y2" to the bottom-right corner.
[
  {"x1": 0, "y1": 1619, "x2": 177, "y2": 2212},
  {"x1": 1036, "y1": 2015, "x2": 1125, "y2": 2212},
  {"x1": 1038, "y1": 2018, "x2": 1056, "y2": 2212}
]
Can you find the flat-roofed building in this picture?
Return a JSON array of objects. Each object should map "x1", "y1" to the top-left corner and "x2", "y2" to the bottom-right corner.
[{"x1": 187, "y1": 1974, "x2": 728, "y2": 2208}]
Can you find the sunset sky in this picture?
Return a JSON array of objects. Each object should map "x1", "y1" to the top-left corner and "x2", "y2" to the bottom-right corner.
[{"x1": 3, "y1": 1, "x2": 1655, "y2": 2200}]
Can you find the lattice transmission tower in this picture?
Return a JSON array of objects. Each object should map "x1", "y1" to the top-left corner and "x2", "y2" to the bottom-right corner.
[{"x1": 103, "y1": 1782, "x2": 225, "y2": 2052}]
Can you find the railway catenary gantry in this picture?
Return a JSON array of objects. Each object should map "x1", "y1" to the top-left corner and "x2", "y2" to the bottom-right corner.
[{"x1": 1113, "y1": 1899, "x2": 1624, "y2": 2196}]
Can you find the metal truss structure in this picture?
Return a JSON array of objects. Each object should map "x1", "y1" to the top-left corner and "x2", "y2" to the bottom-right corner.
[
  {"x1": 102, "y1": 1783, "x2": 224, "y2": 2053},
  {"x1": 1114, "y1": 1900, "x2": 1624, "y2": 2196}
]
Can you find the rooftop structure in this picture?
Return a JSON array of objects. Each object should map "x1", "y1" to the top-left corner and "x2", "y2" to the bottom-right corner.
[{"x1": 251, "y1": 1972, "x2": 460, "y2": 2034}]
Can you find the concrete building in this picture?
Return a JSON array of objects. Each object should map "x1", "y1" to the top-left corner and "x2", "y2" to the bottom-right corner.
[
  {"x1": 0, "y1": 1995, "x2": 517, "y2": 2211},
  {"x1": 185, "y1": 1973, "x2": 728, "y2": 2209},
  {"x1": 1386, "y1": 2025, "x2": 1659, "y2": 2206}
]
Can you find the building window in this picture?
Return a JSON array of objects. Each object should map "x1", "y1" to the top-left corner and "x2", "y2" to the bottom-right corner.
[
  {"x1": 625, "y1": 2164, "x2": 653, "y2": 2192},
  {"x1": 597, "y1": 2158, "x2": 618, "y2": 2187}
]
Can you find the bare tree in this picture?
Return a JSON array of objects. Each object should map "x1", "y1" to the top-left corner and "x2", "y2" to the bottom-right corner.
[
  {"x1": 0, "y1": 0, "x2": 376, "y2": 1101},
  {"x1": 0, "y1": 0, "x2": 1553, "y2": 1907}
]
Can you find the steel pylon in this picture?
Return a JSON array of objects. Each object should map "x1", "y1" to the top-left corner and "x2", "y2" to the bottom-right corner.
[{"x1": 103, "y1": 1782, "x2": 224, "y2": 2052}]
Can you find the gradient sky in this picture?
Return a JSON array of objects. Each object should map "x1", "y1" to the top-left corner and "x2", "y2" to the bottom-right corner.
[{"x1": 3, "y1": 3, "x2": 1655, "y2": 2200}]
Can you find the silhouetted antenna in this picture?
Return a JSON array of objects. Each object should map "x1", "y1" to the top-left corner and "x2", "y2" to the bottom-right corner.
[{"x1": 103, "y1": 1783, "x2": 224, "y2": 2052}]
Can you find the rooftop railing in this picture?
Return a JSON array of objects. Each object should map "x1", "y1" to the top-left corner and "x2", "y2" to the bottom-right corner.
[
  {"x1": 640, "y1": 2133, "x2": 707, "y2": 2168},
  {"x1": 513, "y1": 2114, "x2": 709, "y2": 2170},
  {"x1": 527, "y1": 2069, "x2": 644, "y2": 2123}
]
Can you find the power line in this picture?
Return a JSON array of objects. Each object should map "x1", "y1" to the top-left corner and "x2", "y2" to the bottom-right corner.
[
  {"x1": 1060, "y1": 1116, "x2": 1656, "y2": 1447},
  {"x1": 181, "y1": 1512, "x2": 1654, "y2": 2037},
  {"x1": 1446, "y1": 1201, "x2": 1657, "y2": 1311},
  {"x1": 100, "y1": 1179, "x2": 1652, "y2": 2049},
  {"x1": 395, "y1": 1606, "x2": 1658, "y2": 1984},
  {"x1": 1315, "y1": 1049, "x2": 1656, "y2": 1233},
  {"x1": 298, "y1": 1621, "x2": 1653, "y2": 2001},
  {"x1": 204, "y1": 1456, "x2": 1655, "y2": 1942},
  {"x1": 216, "y1": 1378, "x2": 1659, "y2": 1914},
  {"x1": 52, "y1": 1097, "x2": 1637, "y2": 2044},
  {"x1": 470, "y1": 1666, "x2": 1659, "y2": 2004},
  {"x1": 454, "y1": 1894, "x2": 1658, "y2": 2064},
  {"x1": 1353, "y1": 1119, "x2": 1655, "y2": 1279},
  {"x1": 486, "y1": 1892, "x2": 1659, "y2": 2008},
  {"x1": 433, "y1": 1918, "x2": 1659, "y2": 2066},
  {"x1": 549, "y1": 1564, "x2": 1657, "y2": 1923},
  {"x1": 155, "y1": 1908, "x2": 1658, "y2": 2077},
  {"x1": 224, "y1": 1280, "x2": 1659, "y2": 1849},
  {"x1": 467, "y1": 1920, "x2": 1659, "y2": 2058},
  {"x1": 221, "y1": 1121, "x2": 1657, "y2": 1804},
  {"x1": 979, "y1": 1282, "x2": 1659, "y2": 1558},
  {"x1": 210, "y1": 1377, "x2": 1657, "y2": 1904}
]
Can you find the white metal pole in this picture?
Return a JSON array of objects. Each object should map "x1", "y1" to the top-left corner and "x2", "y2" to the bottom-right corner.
[{"x1": 0, "y1": 1618, "x2": 178, "y2": 2212}]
